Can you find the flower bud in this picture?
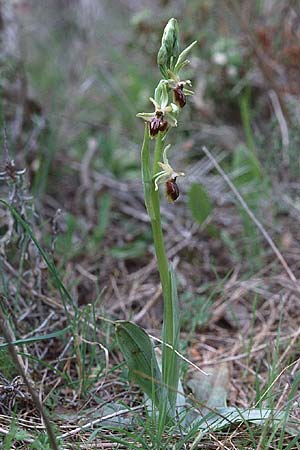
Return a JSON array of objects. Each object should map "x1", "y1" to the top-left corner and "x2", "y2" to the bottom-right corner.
[{"x1": 157, "y1": 18, "x2": 180, "y2": 78}]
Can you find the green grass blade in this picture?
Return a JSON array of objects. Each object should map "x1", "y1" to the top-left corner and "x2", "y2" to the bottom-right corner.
[{"x1": 0, "y1": 326, "x2": 70, "y2": 349}]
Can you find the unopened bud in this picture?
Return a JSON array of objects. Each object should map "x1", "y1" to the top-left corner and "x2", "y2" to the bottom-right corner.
[{"x1": 157, "y1": 18, "x2": 179, "y2": 78}]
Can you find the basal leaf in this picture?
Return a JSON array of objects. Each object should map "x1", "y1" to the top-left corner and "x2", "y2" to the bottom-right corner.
[
  {"x1": 193, "y1": 407, "x2": 284, "y2": 433},
  {"x1": 189, "y1": 407, "x2": 285, "y2": 447},
  {"x1": 116, "y1": 321, "x2": 162, "y2": 407},
  {"x1": 161, "y1": 265, "x2": 181, "y2": 418}
]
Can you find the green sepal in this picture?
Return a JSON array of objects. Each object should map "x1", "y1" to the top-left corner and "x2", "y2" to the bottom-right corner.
[
  {"x1": 154, "y1": 80, "x2": 169, "y2": 109},
  {"x1": 136, "y1": 112, "x2": 155, "y2": 122},
  {"x1": 174, "y1": 40, "x2": 197, "y2": 73}
]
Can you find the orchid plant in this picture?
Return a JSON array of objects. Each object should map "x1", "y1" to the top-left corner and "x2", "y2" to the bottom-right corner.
[{"x1": 116, "y1": 18, "x2": 196, "y2": 434}]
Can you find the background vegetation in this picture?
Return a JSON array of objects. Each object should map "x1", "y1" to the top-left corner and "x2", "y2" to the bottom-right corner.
[{"x1": 1, "y1": 0, "x2": 300, "y2": 448}]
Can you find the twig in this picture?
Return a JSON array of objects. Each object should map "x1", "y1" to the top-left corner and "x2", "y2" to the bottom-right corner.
[
  {"x1": 269, "y1": 90, "x2": 290, "y2": 166},
  {"x1": 276, "y1": 326, "x2": 300, "y2": 368},
  {"x1": 275, "y1": 358, "x2": 300, "y2": 410},
  {"x1": 201, "y1": 146, "x2": 298, "y2": 284},
  {"x1": 133, "y1": 286, "x2": 162, "y2": 322},
  {"x1": 198, "y1": 329, "x2": 300, "y2": 366},
  {"x1": 23, "y1": 311, "x2": 55, "y2": 339},
  {"x1": 149, "y1": 333, "x2": 208, "y2": 375},
  {"x1": 58, "y1": 405, "x2": 142, "y2": 440},
  {"x1": 0, "y1": 298, "x2": 59, "y2": 450},
  {"x1": 80, "y1": 138, "x2": 98, "y2": 188}
]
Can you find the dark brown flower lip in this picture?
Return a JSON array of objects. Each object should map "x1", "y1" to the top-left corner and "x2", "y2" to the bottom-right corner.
[
  {"x1": 165, "y1": 178, "x2": 179, "y2": 202},
  {"x1": 173, "y1": 83, "x2": 186, "y2": 108},
  {"x1": 159, "y1": 119, "x2": 168, "y2": 132},
  {"x1": 149, "y1": 117, "x2": 161, "y2": 136},
  {"x1": 149, "y1": 114, "x2": 168, "y2": 136}
]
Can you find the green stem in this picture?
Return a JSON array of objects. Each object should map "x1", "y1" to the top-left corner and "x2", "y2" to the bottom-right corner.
[
  {"x1": 141, "y1": 126, "x2": 169, "y2": 300},
  {"x1": 240, "y1": 86, "x2": 256, "y2": 155},
  {"x1": 150, "y1": 134, "x2": 180, "y2": 426},
  {"x1": 150, "y1": 135, "x2": 170, "y2": 305},
  {"x1": 141, "y1": 127, "x2": 179, "y2": 428},
  {"x1": 151, "y1": 135, "x2": 174, "y2": 347}
]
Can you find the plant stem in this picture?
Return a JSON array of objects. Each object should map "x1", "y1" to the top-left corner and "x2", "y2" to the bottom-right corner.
[
  {"x1": 141, "y1": 127, "x2": 180, "y2": 426},
  {"x1": 151, "y1": 135, "x2": 174, "y2": 346},
  {"x1": 150, "y1": 134, "x2": 180, "y2": 426},
  {"x1": 240, "y1": 86, "x2": 256, "y2": 155},
  {"x1": 150, "y1": 135, "x2": 169, "y2": 303}
]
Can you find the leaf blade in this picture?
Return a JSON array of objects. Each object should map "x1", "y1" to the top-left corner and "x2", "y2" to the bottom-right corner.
[{"x1": 116, "y1": 321, "x2": 162, "y2": 407}]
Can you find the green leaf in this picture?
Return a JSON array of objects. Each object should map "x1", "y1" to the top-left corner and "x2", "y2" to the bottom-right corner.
[
  {"x1": 160, "y1": 265, "x2": 181, "y2": 427},
  {"x1": 190, "y1": 407, "x2": 284, "y2": 440},
  {"x1": 188, "y1": 183, "x2": 213, "y2": 226},
  {"x1": 166, "y1": 267, "x2": 180, "y2": 405},
  {"x1": 116, "y1": 321, "x2": 162, "y2": 407}
]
